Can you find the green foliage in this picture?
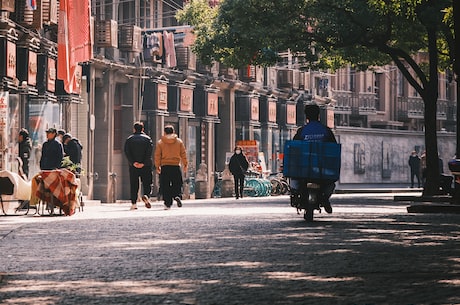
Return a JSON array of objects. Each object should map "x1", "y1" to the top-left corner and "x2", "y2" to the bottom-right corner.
[
  {"x1": 177, "y1": 0, "x2": 453, "y2": 75},
  {"x1": 61, "y1": 156, "x2": 83, "y2": 175}
]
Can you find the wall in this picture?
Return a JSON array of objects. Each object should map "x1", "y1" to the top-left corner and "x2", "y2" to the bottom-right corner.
[{"x1": 335, "y1": 127, "x2": 456, "y2": 187}]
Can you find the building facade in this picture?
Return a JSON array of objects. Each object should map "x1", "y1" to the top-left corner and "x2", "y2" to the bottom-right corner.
[{"x1": 1, "y1": 0, "x2": 457, "y2": 202}]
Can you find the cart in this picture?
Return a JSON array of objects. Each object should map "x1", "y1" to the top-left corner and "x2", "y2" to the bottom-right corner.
[
  {"x1": 0, "y1": 170, "x2": 32, "y2": 216},
  {"x1": 31, "y1": 169, "x2": 81, "y2": 216}
]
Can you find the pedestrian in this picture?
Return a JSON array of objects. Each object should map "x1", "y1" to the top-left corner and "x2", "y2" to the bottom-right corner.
[
  {"x1": 62, "y1": 133, "x2": 83, "y2": 173},
  {"x1": 293, "y1": 104, "x2": 337, "y2": 213},
  {"x1": 228, "y1": 146, "x2": 249, "y2": 199},
  {"x1": 408, "y1": 150, "x2": 421, "y2": 188},
  {"x1": 154, "y1": 125, "x2": 188, "y2": 210},
  {"x1": 39, "y1": 128, "x2": 64, "y2": 170},
  {"x1": 57, "y1": 129, "x2": 66, "y2": 142},
  {"x1": 18, "y1": 128, "x2": 32, "y2": 178},
  {"x1": 420, "y1": 150, "x2": 427, "y2": 186},
  {"x1": 124, "y1": 122, "x2": 153, "y2": 210}
]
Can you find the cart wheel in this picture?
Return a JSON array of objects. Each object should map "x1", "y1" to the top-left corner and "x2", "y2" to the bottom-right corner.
[{"x1": 304, "y1": 208, "x2": 314, "y2": 222}]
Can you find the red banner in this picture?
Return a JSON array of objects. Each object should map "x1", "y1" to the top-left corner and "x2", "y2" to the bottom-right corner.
[{"x1": 58, "y1": 0, "x2": 92, "y2": 94}]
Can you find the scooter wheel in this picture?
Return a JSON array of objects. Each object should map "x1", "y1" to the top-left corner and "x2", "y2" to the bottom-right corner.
[{"x1": 303, "y1": 208, "x2": 314, "y2": 222}]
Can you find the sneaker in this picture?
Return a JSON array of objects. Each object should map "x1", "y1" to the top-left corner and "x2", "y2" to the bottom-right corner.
[
  {"x1": 130, "y1": 204, "x2": 138, "y2": 210},
  {"x1": 164, "y1": 204, "x2": 171, "y2": 210},
  {"x1": 322, "y1": 200, "x2": 333, "y2": 214},
  {"x1": 142, "y1": 195, "x2": 151, "y2": 209},
  {"x1": 174, "y1": 196, "x2": 182, "y2": 207}
]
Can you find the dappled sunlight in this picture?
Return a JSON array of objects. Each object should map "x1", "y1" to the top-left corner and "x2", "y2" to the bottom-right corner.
[
  {"x1": 99, "y1": 238, "x2": 201, "y2": 249},
  {"x1": 2, "y1": 278, "x2": 197, "y2": 296},
  {"x1": 211, "y1": 261, "x2": 270, "y2": 269},
  {"x1": 0, "y1": 296, "x2": 59, "y2": 305},
  {"x1": 263, "y1": 271, "x2": 361, "y2": 282}
]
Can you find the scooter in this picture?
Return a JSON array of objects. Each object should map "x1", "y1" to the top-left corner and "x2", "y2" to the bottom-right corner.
[{"x1": 290, "y1": 181, "x2": 322, "y2": 222}]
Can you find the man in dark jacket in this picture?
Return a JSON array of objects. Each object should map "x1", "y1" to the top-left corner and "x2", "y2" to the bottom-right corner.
[
  {"x1": 40, "y1": 128, "x2": 64, "y2": 170},
  {"x1": 124, "y1": 122, "x2": 153, "y2": 210},
  {"x1": 18, "y1": 128, "x2": 32, "y2": 178},
  {"x1": 292, "y1": 104, "x2": 337, "y2": 213},
  {"x1": 63, "y1": 134, "x2": 83, "y2": 167},
  {"x1": 408, "y1": 151, "x2": 421, "y2": 188}
]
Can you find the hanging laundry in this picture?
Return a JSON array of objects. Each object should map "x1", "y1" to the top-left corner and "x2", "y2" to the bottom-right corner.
[{"x1": 163, "y1": 31, "x2": 177, "y2": 68}]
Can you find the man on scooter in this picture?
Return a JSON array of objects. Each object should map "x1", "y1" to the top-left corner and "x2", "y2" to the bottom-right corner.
[{"x1": 292, "y1": 104, "x2": 337, "y2": 213}]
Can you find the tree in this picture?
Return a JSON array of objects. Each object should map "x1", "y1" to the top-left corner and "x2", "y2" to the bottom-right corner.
[{"x1": 178, "y1": 0, "x2": 455, "y2": 196}]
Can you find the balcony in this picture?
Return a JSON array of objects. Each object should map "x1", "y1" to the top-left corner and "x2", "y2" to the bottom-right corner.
[
  {"x1": 94, "y1": 19, "x2": 118, "y2": 48},
  {"x1": 332, "y1": 90, "x2": 377, "y2": 115}
]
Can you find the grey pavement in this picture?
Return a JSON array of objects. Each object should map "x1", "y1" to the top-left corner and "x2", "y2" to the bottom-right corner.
[{"x1": 1, "y1": 192, "x2": 460, "y2": 305}]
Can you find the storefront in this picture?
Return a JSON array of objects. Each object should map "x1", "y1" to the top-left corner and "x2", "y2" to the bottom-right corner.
[{"x1": 259, "y1": 94, "x2": 278, "y2": 173}]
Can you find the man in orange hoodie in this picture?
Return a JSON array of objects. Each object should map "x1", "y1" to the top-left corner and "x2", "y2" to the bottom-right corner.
[{"x1": 154, "y1": 125, "x2": 188, "y2": 209}]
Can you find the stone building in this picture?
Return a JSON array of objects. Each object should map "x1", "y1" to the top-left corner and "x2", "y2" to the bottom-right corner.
[{"x1": 1, "y1": 0, "x2": 456, "y2": 203}]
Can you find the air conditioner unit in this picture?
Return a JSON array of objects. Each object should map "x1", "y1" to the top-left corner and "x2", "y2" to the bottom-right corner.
[{"x1": 95, "y1": 19, "x2": 118, "y2": 48}]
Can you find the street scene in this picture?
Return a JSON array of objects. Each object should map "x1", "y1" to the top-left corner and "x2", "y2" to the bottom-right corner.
[
  {"x1": 1, "y1": 1, "x2": 459, "y2": 304},
  {"x1": 1, "y1": 193, "x2": 460, "y2": 305}
]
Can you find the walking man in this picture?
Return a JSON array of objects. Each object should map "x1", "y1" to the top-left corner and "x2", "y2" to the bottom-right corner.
[
  {"x1": 124, "y1": 122, "x2": 153, "y2": 210},
  {"x1": 154, "y1": 125, "x2": 188, "y2": 209}
]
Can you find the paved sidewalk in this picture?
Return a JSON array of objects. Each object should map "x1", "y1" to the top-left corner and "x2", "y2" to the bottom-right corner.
[{"x1": 1, "y1": 193, "x2": 459, "y2": 304}]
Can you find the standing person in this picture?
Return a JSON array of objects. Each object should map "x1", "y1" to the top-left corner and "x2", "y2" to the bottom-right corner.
[
  {"x1": 293, "y1": 104, "x2": 337, "y2": 213},
  {"x1": 62, "y1": 133, "x2": 83, "y2": 174},
  {"x1": 228, "y1": 146, "x2": 249, "y2": 199},
  {"x1": 18, "y1": 128, "x2": 32, "y2": 178},
  {"x1": 408, "y1": 151, "x2": 421, "y2": 188},
  {"x1": 154, "y1": 125, "x2": 188, "y2": 210},
  {"x1": 124, "y1": 122, "x2": 153, "y2": 210},
  {"x1": 57, "y1": 129, "x2": 66, "y2": 142},
  {"x1": 40, "y1": 128, "x2": 64, "y2": 170}
]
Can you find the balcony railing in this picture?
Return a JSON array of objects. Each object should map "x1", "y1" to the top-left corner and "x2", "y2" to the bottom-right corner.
[
  {"x1": 332, "y1": 90, "x2": 376, "y2": 115},
  {"x1": 397, "y1": 96, "x2": 452, "y2": 121}
]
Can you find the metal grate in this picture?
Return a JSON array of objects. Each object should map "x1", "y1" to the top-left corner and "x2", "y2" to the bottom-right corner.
[{"x1": 95, "y1": 19, "x2": 118, "y2": 48}]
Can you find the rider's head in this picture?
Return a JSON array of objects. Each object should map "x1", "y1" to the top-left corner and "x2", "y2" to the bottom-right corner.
[{"x1": 304, "y1": 104, "x2": 320, "y2": 121}]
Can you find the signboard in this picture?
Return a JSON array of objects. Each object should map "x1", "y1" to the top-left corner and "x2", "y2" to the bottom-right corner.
[
  {"x1": 0, "y1": 92, "x2": 8, "y2": 170},
  {"x1": 180, "y1": 87, "x2": 193, "y2": 112},
  {"x1": 236, "y1": 140, "x2": 258, "y2": 164},
  {"x1": 287, "y1": 104, "x2": 296, "y2": 125},
  {"x1": 250, "y1": 98, "x2": 259, "y2": 121},
  {"x1": 207, "y1": 92, "x2": 218, "y2": 116},
  {"x1": 28, "y1": 51, "x2": 37, "y2": 86},
  {"x1": 268, "y1": 100, "x2": 277, "y2": 122},
  {"x1": 157, "y1": 83, "x2": 168, "y2": 110},
  {"x1": 6, "y1": 41, "x2": 16, "y2": 79},
  {"x1": 47, "y1": 57, "x2": 56, "y2": 92}
]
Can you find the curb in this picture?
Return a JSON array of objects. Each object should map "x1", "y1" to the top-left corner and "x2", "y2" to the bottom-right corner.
[{"x1": 407, "y1": 204, "x2": 460, "y2": 214}]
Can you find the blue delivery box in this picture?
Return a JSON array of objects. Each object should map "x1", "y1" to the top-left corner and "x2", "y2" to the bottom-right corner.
[{"x1": 283, "y1": 140, "x2": 341, "y2": 182}]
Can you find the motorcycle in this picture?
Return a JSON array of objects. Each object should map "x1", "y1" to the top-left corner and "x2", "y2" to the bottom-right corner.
[{"x1": 289, "y1": 181, "x2": 323, "y2": 222}]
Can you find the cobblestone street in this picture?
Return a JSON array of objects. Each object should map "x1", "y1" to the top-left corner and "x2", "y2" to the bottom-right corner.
[{"x1": 1, "y1": 193, "x2": 459, "y2": 305}]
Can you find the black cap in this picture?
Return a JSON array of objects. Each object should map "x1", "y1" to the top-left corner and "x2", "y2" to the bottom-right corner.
[{"x1": 45, "y1": 127, "x2": 57, "y2": 134}]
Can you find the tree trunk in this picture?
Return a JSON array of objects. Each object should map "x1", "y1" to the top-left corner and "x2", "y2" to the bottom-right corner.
[
  {"x1": 422, "y1": 24, "x2": 441, "y2": 197},
  {"x1": 422, "y1": 94, "x2": 441, "y2": 196}
]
